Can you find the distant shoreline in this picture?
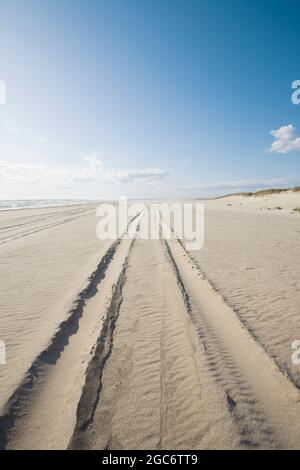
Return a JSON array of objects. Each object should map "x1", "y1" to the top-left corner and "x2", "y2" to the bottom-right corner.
[{"x1": 0, "y1": 199, "x2": 95, "y2": 211}]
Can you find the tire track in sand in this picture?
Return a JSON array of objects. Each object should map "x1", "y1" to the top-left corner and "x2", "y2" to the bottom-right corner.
[
  {"x1": 1, "y1": 213, "x2": 143, "y2": 450},
  {"x1": 69, "y1": 239, "x2": 241, "y2": 450},
  {"x1": 6, "y1": 211, "x2": 300, "y2": 449},
  {"x1": 165, "y1": 237, "x2": 300, "y2": 449},
  {"x1": 70, "y1": 233, "x2": 300, "y2": 450}
]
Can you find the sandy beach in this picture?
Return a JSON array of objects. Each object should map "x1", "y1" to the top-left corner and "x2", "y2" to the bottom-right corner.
[
  {"x1": 1, "y1": 192, "x2": 300, "y2": 449},
  {"x1": 3, "y1": 1, "x2": 300, "y2": 461}
]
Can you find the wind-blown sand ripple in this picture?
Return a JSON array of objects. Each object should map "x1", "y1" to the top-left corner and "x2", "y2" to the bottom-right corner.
[
  {"x1": 0, "y1": 204, "x2": 109, "y2": 412},
  {"x1": 70, "y1": 239, "x2": 239, "y2": 450},
  {"x1": 2, "y1": 200, "x2": 300, "y2": 449},
  {"x1": 189, "y1": 205, "x2": 300, "y2": 386}
]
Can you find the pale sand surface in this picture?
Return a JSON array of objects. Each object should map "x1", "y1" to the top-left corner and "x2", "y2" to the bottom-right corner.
[
  {"x1": 0, "y1": 204, "x2": 111, "y2": 411},
  {"x1": 1, "y1": 196, "x2": 300, "y2": 449},
  {"x1": 69, "y1": 239, "x2": 240, "y2": 450},
  {"x1": 190, "y1": 192, "x2": 300, "y2": 386}
]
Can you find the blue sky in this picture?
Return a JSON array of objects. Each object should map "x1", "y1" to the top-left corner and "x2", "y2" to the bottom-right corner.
[{"x1": 1, "y1": 0, "x2": 300, "y2": 198}]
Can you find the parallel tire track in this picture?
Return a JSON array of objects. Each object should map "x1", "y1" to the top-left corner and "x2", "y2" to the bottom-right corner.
[
  {"x1": 0, "y1": 213, "x2": 142, "y2": 449},
  {"x1": 0, "y1": 238, "x2": 121, "y2": 449},
  {"x1": 164, "y1": 240, "x2": 275, "y2": 448},
  {"x1": 68, "y1": 241, "x2": 134, "y2": 449},
  {"x1": 68, "y1": 220, "x2": 142, "y2": 449},
  {"x1": 164, "y1": 238, "x2": 300, "y2": 449}
]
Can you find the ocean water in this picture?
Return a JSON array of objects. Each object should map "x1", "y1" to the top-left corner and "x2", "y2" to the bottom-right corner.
[{"x1": 0, "y1": 199, "x2": 91, "y2": 210}]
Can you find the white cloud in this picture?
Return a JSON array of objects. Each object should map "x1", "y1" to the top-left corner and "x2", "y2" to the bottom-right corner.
[
  {"x1": 268, "y1": 124, "x2": 300, "y2": 154},
  {"x1": 0, "y1": 155, "x2": 168, "y2": 188},
  {"x1": 177, "y1": 178, "x2": 290, "y2": 192}
]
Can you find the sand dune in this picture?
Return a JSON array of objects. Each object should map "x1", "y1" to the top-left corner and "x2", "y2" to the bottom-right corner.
[
  {"x1": 1, "y1": 197, "x2": 300, "y2": 449},
  {"x1": 206, "y1": 188, "x2": 300, "y2": 214}
]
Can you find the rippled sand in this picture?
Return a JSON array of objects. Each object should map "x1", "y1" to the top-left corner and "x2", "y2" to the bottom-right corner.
[{"x1": 1, "y1": 196, "x2": 300, "y2": 450}]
